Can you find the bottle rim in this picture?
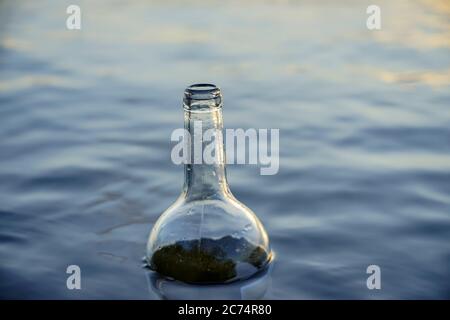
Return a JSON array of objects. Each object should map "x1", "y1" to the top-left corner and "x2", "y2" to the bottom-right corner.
[{"x1": 183, "y1": 83, "x2": 222, "y2": 111}]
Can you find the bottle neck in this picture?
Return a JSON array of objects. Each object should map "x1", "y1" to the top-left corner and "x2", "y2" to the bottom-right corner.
[{"x1": 183, "y1": 108, "x2": 230, "y2": 200}]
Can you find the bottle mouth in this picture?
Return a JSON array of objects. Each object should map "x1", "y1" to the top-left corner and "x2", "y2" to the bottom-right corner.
[{"x1": 183, "y1": 83, "x2": 222, "y2": 112}]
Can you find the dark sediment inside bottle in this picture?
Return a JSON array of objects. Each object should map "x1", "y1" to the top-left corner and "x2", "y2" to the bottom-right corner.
[{"x1": 149, "y1": 235, "x2": 271, "y2": 284}]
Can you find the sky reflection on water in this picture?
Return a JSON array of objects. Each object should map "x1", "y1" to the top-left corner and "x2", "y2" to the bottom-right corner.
[{"x1": 0, "y1": 0, "x2": 449, "y2": 299}]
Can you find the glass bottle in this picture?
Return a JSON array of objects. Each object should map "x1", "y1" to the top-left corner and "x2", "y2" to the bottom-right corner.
[{"x1": 146, "y1": 84, "x2": 272, "y2": 284}]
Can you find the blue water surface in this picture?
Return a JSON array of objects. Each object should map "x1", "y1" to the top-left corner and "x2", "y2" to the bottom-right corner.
[{"x1": 0, "y1": 0, "x2": 449, "y2": 299}]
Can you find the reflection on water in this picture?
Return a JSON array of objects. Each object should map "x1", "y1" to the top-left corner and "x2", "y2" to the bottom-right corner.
[
  {"x1": 0, "y1": 0, "x2": 449, "y2": 299},
  {"x1": 147, "y1": 264, "x2": 273, "y2": 300}
]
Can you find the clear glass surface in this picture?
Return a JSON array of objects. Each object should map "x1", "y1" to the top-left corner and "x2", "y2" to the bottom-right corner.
[{"x1": 146, "y1": 84, "x2": 272, "y2": 284}]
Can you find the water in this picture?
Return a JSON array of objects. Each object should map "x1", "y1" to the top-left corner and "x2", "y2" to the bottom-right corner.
[{"x1": 0, "y1": 0, "x2": 449, "y2": 299}]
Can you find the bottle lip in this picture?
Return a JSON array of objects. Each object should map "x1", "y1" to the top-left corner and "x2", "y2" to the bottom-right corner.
[{"x1": 183, "y1": 83, "x2": 222, "y2": 112}]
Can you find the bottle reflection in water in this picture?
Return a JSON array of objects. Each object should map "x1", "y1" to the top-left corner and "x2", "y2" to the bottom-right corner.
[
  {"x1": 146, "y1": 263, "x2": 273, "y2": 300},
  {"x1": 146, "y1": 84, "x2": 272, "y2": 284}
]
